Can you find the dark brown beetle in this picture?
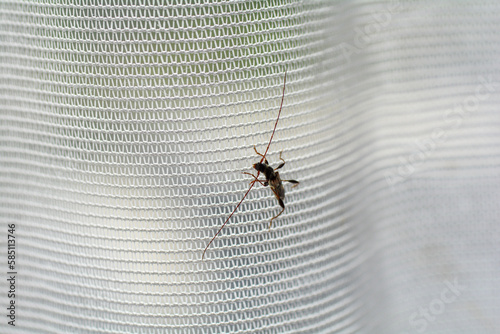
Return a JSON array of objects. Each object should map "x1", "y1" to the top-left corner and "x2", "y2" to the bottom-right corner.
[{"x1": 245, "y1": 147, "x2": 299, "y2": 229}]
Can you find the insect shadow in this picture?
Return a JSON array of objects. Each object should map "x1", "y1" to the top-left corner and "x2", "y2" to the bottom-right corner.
[{"x1": 202, "y1": 70, "x2": 299, "y2": 259}]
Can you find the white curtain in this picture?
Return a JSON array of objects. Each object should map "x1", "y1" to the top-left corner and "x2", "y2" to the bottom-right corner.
[{"x1": 1, "y1": 1, "x2": 499, "y2": 333}]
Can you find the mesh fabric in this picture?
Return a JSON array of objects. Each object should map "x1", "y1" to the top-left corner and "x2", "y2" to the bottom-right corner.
[{"x1": 1, "y1": 1, "x2": 499, "y2": 333}]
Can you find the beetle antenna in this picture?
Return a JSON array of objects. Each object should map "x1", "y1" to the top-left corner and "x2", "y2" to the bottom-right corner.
[
  {"x1": 202, "y1": 70, "x2": 287, "y2": 259},
  {"x1": 202, "y1": 180, "x2": 256, "y2": 260},
  {"x1": 261, "y1": 69, "x2": 286, "y2": 162}
]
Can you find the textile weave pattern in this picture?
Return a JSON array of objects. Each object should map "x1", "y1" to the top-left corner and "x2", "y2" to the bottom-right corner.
[{"x1": 1, "y1": 1, "x2": 500, "y2": 333}]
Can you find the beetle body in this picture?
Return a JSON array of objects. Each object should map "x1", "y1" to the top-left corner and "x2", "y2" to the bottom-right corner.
[
  {"x1": 253, "y1": 161, "x2": 285, "y2": 209},
  {"x1": 249, "y1": 148, "x2": 299, "y2": 228}
]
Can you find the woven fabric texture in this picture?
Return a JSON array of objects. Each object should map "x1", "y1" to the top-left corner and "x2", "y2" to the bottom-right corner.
[{"x1": 1, "y1": 1, "x2": 499, "y2": 333}]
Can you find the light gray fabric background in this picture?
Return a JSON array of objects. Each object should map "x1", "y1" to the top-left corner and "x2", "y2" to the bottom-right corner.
[{"x1": 1, "y1": 1, "x2": 498, "y2": 333}]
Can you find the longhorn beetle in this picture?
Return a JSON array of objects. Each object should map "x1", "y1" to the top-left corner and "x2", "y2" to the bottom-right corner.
[{"x1": 202, "y1": 70, "x2": 299, "y2": 259}]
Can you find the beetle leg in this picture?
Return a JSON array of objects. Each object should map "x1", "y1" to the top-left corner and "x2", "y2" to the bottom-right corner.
[
  {"x1": 275, "y1": 151, "x2": 286, "y2": 170},
  {"x1": 283, "y1": 179, "x2": 299, "y2": 188},
  {"x1": 242, "y1": 172, "x2": 268, "y2": 187},
  {"x1": 253, "y1": 145, "x2": 269, "y2": 165},
  {"x1": 253, "y1": 145, "x2": 264, "y2": 158},
  {"x1": 269, "y1": 198, "x2": 285, "y2": 229}
]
